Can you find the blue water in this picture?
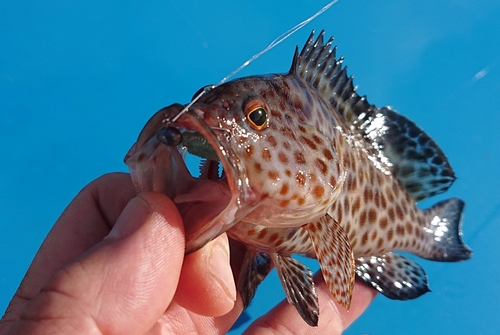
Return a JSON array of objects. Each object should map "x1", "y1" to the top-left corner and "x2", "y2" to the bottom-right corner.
[{"x1": 1, "y1": 1, "x2": 499, "y2": 334}]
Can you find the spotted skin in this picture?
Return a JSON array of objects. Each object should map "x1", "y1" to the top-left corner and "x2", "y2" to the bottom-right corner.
[{"x1": 126, "y1": 31, "x2": 471, "y2": 327}]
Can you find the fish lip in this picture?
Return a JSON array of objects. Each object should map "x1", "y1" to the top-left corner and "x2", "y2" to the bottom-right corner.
[{"x1": 125, "y1": 103, "x2": 259, "y2": 254}]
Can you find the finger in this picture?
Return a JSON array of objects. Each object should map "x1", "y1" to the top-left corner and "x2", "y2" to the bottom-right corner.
[
  {"x1": 6, "y1": 191, "x2": 185, "y2": 335},
  {"x1": 0, "y1": 172, "x2": 136, "y2": 330},
  {"x1": 244, "y1": 274, "x2": 377, "y2": 335},
  {"x1": 151, "y1": 239, "x2": 248, "y2": 334},
  {"x1": 173, "y1": 233, "x2": 237, "y2": 317},
  {"x1": 154, "y1": 298, "x2": 245, "y2": 334}
]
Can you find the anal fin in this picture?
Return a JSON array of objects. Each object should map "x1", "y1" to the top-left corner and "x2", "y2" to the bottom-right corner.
[
  {"x1": 272, "y1": 253, "x2": 319, "y2": 327},
  {"x1": 355, "y1": 253, "x2": 430, "y2": 300},
  {"x1": 305, "y1": 215, "x2": 355, "y2": 309}
]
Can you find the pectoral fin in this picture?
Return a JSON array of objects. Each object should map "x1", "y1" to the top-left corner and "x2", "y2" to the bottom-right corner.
[
  {"x1": 271, "y1": 253, "x2": 319, "y2": 326},
  {"x1": 305, "y1": 215, "x2": 355, "y2": 309}
]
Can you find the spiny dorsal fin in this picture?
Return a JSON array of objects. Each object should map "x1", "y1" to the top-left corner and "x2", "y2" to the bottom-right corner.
[{"x1": 290, "y1": 31, "x2": 456, "y2": 201}]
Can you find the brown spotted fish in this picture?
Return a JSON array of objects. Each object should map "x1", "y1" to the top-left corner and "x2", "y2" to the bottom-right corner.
[{"x1": 124, "y1": 31, "x2": 471, "y2": 326}]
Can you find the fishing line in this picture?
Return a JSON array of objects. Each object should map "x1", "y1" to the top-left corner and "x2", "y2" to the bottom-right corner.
[{"x1": 169, "y1": 0, "x2": 340, "y2": 122}]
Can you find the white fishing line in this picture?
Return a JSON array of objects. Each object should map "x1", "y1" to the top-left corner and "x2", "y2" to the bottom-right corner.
[{"x1": 169, "y1": 0, "x2": 340, "y2": 122}]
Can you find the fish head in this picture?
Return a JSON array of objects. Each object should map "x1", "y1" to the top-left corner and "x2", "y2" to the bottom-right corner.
[{"x1": 125, "y1": 75, "x2": 345, "y2": 252}]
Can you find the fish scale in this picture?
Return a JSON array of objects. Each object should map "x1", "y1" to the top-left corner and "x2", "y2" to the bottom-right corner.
[{"x1": 125, "y1": 30, "x2": 472, "y2": 327}]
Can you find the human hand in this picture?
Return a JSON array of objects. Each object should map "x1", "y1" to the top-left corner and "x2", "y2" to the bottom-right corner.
[{"x1": 0, "y1": 172, "x2": 376, "y2": 334}]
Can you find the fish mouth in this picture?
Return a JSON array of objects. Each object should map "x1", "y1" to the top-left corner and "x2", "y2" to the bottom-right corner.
[{"x1": 124, "y1": 103, "x2": 258, "y2": 253}]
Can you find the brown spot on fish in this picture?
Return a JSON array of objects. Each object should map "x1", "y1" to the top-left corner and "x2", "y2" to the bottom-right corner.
[
  {"x1": 285, "y1": 170, "x2": 292, "y2": 177},
  {"x1": 387, "y1": 189, "x2": 395, "y2": 203},
  {"x1": 323, "y1": 148, "x2": 334, "y2": 161},
  {"x1": 279, "y1": 152, "x2": 289, "y2": 163},
  {"x1": 267, "y1": 135, "x2": 278, "y2": 147},
  {"x1": 301, "y1": 135, "x2": 317, "y2": 150},
  {"x1": 368, "y1": 208, "x2": 377, "y2": 223},
  {"x1": 271, "y1": 109, "x2": 282, "y2": 120},
  {"x1": 295, "y1": 171, "x2": 306, "y2": 186},
  {"x1": 281, "y1": 126, "x2": 294, "y2": 139},
  {"x1": 380, "y1": 216, "x2": 388, "y2": 229},
  {"x1": 388, "y1": 207, "x2": 396, "y2": 221},
  {"x1": 294, "y1": 151, "x2": 306, "y2": 165},
  {"x1": 248, "y1": 228, "x2": 256, "y2": 236},
  {"x1": 359, "y1": 210, "x2": 367, "y2": 227},
  {"x1": 283, "y1": 141, "x2": 291, "y2": 150},
  {"x1": 297, "y1": 197, "x2": 305, "y2": 205},
  {"x1": 347, "y1": 177, "x2": 357, "y2": 191},
  {"x1": 245, "y1": 145, "x2": 254, "y2": 158},
  {"x1": 254, "y1": 162, "x2": 263, "y2": 173},
  {"x1": 292, "y1": 97, "x2": 303, "y2": 111},
  {"x1": 313, "y1": 185, "x2": 325, "y2": 199},
  {"x1": 377, "y1": 237, "x2": 384, "y2": 249},
  {"x1": 351, "y1": 197, "x2": 361, "y2": 214},
  {"x1": 364, "y1": 188, "x2": 373, "y2": 202},
  {"x1": 329, "y1": 175, "x2": 337, "y2": 187},
  {"x1": 268, "y1": 170, "x2": 279, "y2": 180},
  {"x1": 380, "y1": 194, "x2": 387, "y2": 209},
  {"x1": 396, "y1": 224, "x2": 405, "y2": 236},
  {"x1": 279, "y1": 200, "x2": 290, "y2": 207},
  {"x1": 308, "y1": 224, "x2": 317, "y2": 233},
  {"x1": 315, "y1": 158, "x2": 328, "y2": 175},
  {"x1": 312, "y1": 134, "x2": 323, "y2": 145},
  {"x1": 406, "y1": 222, "x2": 413, "y2": 235},
  {"x1": 280, "y1": 183, "x2": 289, "y2": 195},
  {"x1": 395, "y1": 205, "x2": 404, "y2": 221},
  {"x1": 298, "y1": 125, "x2": 307, "y2": 133},
  {"x1": 258, "y1": 229, "x2": 268, "y2": 239},
  {"x1": 387, "y1": 229, "x2": 394, "y2": 242},
  {"x1": 261, "y1": 148, "x2": 272, "y2": 162},
  {"x1": 361, "y1": 231, "x2": 369, "y2": 245}
]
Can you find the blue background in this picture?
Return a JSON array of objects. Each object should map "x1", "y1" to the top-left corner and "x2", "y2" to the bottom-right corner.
[{"x1": 1, "y1": 1, "x2": 499, "y2": 334}]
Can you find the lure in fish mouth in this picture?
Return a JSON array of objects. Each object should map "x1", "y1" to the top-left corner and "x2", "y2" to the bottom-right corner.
[
  {"x1": 124, "y1": 101, "x2": 261, "y2": 253},
  {"x1": 125, "y1": 31, "x2": 471, "y2": 327}
]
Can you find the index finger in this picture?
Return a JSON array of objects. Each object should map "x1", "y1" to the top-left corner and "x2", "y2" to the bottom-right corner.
[
  {"x1": 244, "y1": 275, "x2": 377, "y2": 334},
  {"x1": 0, "y1": 172, "x2": 136, "y2": 328}
]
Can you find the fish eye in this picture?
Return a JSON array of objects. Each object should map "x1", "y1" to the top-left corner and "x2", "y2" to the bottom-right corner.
[{"x1": 245, "y1": 99, "x2": 269, "y2": 130}]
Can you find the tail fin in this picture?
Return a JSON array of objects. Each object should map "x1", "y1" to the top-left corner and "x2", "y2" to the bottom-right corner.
[{"x1": 422, "y1": 198, "x2": 472, "y2": 262}]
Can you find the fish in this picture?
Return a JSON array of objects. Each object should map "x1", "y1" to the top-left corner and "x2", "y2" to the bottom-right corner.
[{"x1": 124, "y1": 31, "x2": 472, "y2": 326}]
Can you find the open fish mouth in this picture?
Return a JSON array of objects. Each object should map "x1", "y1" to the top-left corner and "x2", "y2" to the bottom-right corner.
[{"x1": 124, "y1": 103, "x2": 258, "y2": 253}]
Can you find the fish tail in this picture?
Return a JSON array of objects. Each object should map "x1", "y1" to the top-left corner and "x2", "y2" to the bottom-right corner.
[{"x1": 422, "y1": 198, "x2": 472, "y2": 262}]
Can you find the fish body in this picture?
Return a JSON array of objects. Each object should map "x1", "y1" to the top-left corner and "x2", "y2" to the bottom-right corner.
[{"x1": 125, "y1": 31, "x2": 471, "y2": 326}]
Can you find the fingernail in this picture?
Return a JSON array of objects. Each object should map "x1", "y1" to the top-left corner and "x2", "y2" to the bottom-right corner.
[
  {"x1": 108, "y1": 196, "x2": 151, "y2": 240},
  {"x1": 209, "y1": 243, "x2": 237, "y2": 301}
]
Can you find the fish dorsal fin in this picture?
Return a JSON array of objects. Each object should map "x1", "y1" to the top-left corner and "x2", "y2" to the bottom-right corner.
[{"x1": 290, "y1": 31, "x2": 456, "y2": 201}]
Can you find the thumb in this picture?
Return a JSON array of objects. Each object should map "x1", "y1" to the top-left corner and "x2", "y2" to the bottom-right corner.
[{"x1": 8, "y1": 192, "x2": 184, "y2": 335}]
